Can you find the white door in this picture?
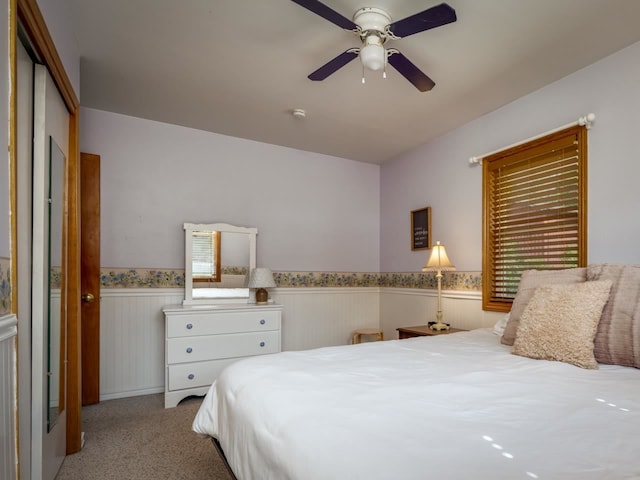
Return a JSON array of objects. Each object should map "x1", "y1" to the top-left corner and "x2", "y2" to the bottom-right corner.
[
  {"x1": 16, "y1": 39, "x2": 34, "y2": 480},
  {"x1": 31, "y1": 63, "x2": 69, "y2": 480}
]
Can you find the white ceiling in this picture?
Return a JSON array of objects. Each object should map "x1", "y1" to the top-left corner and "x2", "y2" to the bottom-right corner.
[{"x1": 68, "y1": 0, "x2": 640, "y2": 164}]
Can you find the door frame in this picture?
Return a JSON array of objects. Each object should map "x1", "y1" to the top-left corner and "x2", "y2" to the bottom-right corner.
[{"x1": 10, "y1": 0, "x2": 83, "y2": 455}]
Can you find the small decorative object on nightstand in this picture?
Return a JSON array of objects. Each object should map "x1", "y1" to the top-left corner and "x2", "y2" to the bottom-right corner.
[
  {"x1": 397, "y1": 325, "x2": 466, "y2": 340},
  {"x1": 421, "y1": 241, "x2": 456, "y2": 331},
  {"x1": 247, "y1": 267, "x2": 276, "y2": 304}
]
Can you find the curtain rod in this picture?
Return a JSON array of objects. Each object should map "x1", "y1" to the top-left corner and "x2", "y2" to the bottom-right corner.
[{"x1": 468, "y1": 113, "x2": 596, "y2": 166}]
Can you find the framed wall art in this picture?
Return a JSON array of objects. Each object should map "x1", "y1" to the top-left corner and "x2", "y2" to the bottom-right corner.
[{"x1": 411, "y1": 206, "x2": 431, "y2": 250}]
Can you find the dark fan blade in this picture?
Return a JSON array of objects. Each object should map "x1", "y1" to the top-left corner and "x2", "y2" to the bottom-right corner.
[
  {"x1": 308, "y1": 50, "x2": 358, "y2": 81},
  {"x1": 290, "y1": 0, "x2": 357, "y2": 30},
  {"x1": 388, "y1": 52, "x2": 435, "y2": 92},
  {"x1": 388, "y1": 3, "x2": 456, "y2": 38}
]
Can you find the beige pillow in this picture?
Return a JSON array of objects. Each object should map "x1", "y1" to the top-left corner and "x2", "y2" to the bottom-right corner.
[
  {"x1": 512, "y1": 280, "x2": 612, "y2": 369},
  {"x1": 501, "y1": 268, "x2": 586, "y2": 346},
  {"x1": 587, "y1": 264, "x2": 640, "y2": 368}
]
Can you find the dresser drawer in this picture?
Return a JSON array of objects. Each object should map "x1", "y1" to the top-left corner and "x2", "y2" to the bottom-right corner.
[
  {"x1": 168, "y1": 358, "x2": 240, "y2": 391},
  {"x1": 166, "y1": 309, "x2": 281, "y2": 338},
  {"x1": 167, "y1": 330, "x2": 281, "y2": 364}
]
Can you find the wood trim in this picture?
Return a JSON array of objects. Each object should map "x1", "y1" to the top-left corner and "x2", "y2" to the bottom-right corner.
[
  {"x1": 577, "y1": 125, "x2": 588, "y2": 266},
  {"x1": 65, "y1": 111, "x2": 82, "y2": 454},
  {"x1": 16, "y1": 0, "x2": 83, "y2": 454}
]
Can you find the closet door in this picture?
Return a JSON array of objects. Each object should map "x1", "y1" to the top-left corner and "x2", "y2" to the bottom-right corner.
[
  {"x1": 16, "y1": 39, "x2": 34, "y2": 480},
  {"x1": 31, "y1": 63, "x2": 69, "y2": 480}
]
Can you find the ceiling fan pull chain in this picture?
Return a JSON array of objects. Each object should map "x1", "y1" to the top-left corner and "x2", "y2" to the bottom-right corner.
[{"x1": 362, "y1": 64, "x2": 366, "y2": 84}]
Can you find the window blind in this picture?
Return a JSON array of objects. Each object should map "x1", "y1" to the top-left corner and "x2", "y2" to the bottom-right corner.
[
  {"x1": 192, "y1": 231, "x2": 221, "y2": 281},
  {"x1": 483, "y1": 125, "x2": 587, "y2": 311}
]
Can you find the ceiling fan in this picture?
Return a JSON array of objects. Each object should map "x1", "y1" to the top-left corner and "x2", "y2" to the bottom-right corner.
[{"x1": 291, "y1": 1, "x2": 457, "y2": 92}]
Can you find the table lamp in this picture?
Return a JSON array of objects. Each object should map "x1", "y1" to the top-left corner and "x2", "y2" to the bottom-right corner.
[
  {"x1": 247, "y1": 267, "x2": 276, "y2": 304},
  {"x1": 422, "y1": 241, "x2": 456, "y2": 331}
]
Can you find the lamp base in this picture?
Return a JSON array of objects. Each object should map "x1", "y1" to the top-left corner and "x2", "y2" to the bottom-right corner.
[
  {"x1": 255, "y1": 288, "x2": 269, "y2": 304},
  {"x1": 429, "y1": 321, "x2": 450, "y2": 331}
]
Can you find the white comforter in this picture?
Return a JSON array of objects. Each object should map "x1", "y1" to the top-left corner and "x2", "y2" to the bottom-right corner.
[{"x1": 193, "y1": 329, "x2": 640, "y2": 480}]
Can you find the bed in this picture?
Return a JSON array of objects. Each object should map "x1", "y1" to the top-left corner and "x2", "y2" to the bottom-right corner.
[{"x1": 193, "y1": 264, "x2": 640, "y2": 479}]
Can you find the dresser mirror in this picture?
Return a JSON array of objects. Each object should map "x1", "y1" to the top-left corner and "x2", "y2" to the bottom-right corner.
[{"x1": 183, "y1": 223, "x2": 257, "y2": 305}]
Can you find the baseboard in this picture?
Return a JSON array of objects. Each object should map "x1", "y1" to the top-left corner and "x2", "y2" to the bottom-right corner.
[{"x1": 99, "y1": 386, "x2": 164, "y2": 402}]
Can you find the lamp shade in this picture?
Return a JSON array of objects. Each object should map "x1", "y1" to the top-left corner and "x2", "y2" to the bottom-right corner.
[
  {"x1": 247, "y1": 268, "x2": 276, "y2": 289},
  {"x1": 422, "y1": 241, "x2": 456, "y2": 272}
]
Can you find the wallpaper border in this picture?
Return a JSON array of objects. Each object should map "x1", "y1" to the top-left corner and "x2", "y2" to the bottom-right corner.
[
  {"x1": 0, "y1": 257, "x2": 10, "y2": 315},
  {"x1": 98, "y1": 267, "x2": 482, "y2": 291},
  {"x1": 0, "y1": 263, "x2": 483, "y2": 309}
]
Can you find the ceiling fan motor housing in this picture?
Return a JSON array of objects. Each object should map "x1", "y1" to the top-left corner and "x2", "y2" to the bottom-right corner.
[
  {"x1": 353, "y1": 7, "x2": 392, "y2": 33},
  {"x1": 354, "y1": 8, "x2": 391, "y2": 71}
]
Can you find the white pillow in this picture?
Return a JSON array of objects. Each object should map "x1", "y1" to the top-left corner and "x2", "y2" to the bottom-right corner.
[{"x1": 493, "y1": 313, "x2": 510, "y2": 336}]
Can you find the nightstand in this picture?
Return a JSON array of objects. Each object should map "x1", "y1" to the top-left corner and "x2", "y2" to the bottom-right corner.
[{"x1": 397, "y1": 325, "x2": 466, "y2": 339}]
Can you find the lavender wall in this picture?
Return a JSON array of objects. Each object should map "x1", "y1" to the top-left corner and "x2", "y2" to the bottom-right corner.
[
  {"x1": 38, "y1": 0, "x2": 640, "y2": 276},
  {"x1": 381, "y1": 40, "x2": 640, "y2": 272},
  {"x1": 80, "y1": 108, "x2": 380, "y2": 272},
  {"x1": 36, "y1": 0, "x2": 80, "y2": 98}
]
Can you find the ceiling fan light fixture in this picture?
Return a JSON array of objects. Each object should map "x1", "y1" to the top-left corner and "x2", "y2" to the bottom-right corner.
[{"x1": 360, "y1": 38, "x2": 385, "y2": 71}]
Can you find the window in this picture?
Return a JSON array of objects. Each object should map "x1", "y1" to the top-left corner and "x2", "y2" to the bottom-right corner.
[
  {"x1": 192, "y1": 231, "x2": 221, "y2": 282},
  {"x1": 482, "y1": 125, "x2": 587, "y2": 312}
]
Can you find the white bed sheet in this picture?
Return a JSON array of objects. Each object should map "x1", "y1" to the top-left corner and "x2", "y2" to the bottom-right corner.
[{"x1": 193, "y1": 328, "x2": 640, "y2": 480}]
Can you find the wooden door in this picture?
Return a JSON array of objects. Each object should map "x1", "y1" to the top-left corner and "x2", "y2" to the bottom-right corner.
[{"x1": 80, "y1": 153, "x2": 101, "y2": 405}]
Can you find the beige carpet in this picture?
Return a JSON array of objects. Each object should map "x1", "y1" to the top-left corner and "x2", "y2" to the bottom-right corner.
[{"x1": 55, "y1": 393, "x2": 234, "y2": 480}]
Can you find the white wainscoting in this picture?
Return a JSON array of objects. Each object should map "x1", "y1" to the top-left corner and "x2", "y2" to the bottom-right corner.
[
  {"x1": 271, "y1": 288, "x2": 381, "y2": 351},
  {"x1": 380, "y1": 289, "x2": 505, "y2": 340},
  {"x1": 99, "y1": 288, "x2": 503, "y2": 401},
  {"x1": 0, "y1": 314, "x2": 18, "y2": 480},
  {"x1": 100, "y1": 290, "x2": 183, "y2": 401},
  {"x1": 99, "y1": 288, "x2": 381, "y2": 399}
]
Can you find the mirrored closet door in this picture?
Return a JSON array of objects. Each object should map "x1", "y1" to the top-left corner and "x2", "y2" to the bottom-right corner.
[{"x1": 30, "y1": 63, "x2": 69, "y2": 480}]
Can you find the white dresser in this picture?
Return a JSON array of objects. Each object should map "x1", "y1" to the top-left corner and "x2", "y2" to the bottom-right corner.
[{"x1": 163, "y1": 303, "x2": 282, "y2": 408}]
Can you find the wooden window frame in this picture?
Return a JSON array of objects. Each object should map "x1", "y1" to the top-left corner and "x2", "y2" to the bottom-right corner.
[
  {"x1": 191, "y1": 231, "x2": 221, "y2": 283},
  {"x1": 482, "y1": 125, "x2": 588, "y2": 312}
]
